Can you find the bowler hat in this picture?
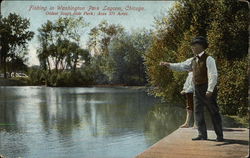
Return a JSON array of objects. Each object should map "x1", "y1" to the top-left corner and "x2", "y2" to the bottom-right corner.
[{"x1": 191, "y1": 36, "x2": 208, "y2": 49}]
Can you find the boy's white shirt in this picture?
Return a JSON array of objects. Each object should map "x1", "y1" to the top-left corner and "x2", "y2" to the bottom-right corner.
[
  {"x1": 169, "y1": 51, "x2": 218, "y2": 92},
  {"x1": 183, "y1": 71, "x2": 194, "y2": 93}
]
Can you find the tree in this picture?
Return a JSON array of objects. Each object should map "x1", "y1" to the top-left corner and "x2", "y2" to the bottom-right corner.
[
  {"x1": 63, "y1": 40, "x2": 90, "y2": 71},
  {"x1": 37, "y1": 20, "x2": 53, "y2": 72},
  {"x1": 103, "y1": 29, "x2": 153, "y2": 85},
  {"x1": 0, "y1": 13, "x2": 34, "y2": 78},
  {"x1": 88, "y1": 20, "x2": 124, "y2": 55},
  {"x1": 36, "y1": 17, "x2": 91, "y2": 86},
  {"x1": 207, "y1": 0, "x2": 248, "y2": 115},
  {"x1": 6, "y1": 46, "x2": 28, "y2": 77},
  {"x1": 7, "y1": 56, "x2": 28, "y2": 77},
  {"x1": 145, "y1": 0, "x2": 248, "y2": 115},
  {"x1": 37, "y1": 17, "x2": 89, "y2": 73}
]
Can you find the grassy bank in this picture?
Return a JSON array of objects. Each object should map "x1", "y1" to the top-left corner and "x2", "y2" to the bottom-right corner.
[
  {"x1": 225, "y1": 115, "x2": 249, "y2": 128},
  {"x1": 0, "y1": 77, "x2": 30, "y2": 86}
]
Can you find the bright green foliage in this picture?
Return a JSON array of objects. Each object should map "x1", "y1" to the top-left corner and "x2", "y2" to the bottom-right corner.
[
  {"x1": 108, "y1": 30, "x2": 152, "y2": 85},
  {"x1": 37, "y1": 17, "x2": 89, "y2": 73},
  {"x1": 88, "y1": 20, "x2": 124, "y2": 55},
  {"x1": 89, "y1": 29, "x2": 153, "y2": 85},
  {"x1": 28, "y1": 67, "x2": 46, "y2": 85},
  {"x1": 36, "y1": 17, "x2": 91, "y2": 86},
  {"x1": 217, "y1": 59, "x2": 248, "y2": 116},
  {"x1": 145, "y1": 0, "x2": 249, "y2": 115}
]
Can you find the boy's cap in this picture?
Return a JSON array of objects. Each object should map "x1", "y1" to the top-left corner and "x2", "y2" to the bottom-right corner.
[{"x1": 190, "y1": 36, "x2": 208, "y2": 49}]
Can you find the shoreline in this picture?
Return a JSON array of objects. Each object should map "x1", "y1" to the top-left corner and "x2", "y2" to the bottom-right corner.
[
  {"x1": 0, "y1": 78, "x2": 28, "y2": 86},
  {"x1": 0, "y1": 79, "x2": 147, "y2": 89}
]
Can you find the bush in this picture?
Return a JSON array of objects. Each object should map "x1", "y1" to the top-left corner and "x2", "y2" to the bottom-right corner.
[
  {"x1": 28, "y1": 68, "x2": 46, "y2": 85},
  {"x1": 217, "y1": 59, "x2": 248, "y2": 116},
  {"x1": 47, "y1": 70, "x2": 94, "y2": 87},
  {"x1": 28, "y1": 67, "x2": 95, "y2": 87}
]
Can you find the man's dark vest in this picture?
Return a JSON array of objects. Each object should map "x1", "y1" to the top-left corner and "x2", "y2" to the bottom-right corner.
[{"x1": 192, "y1": 53, "x2": 208, "y2": 85}]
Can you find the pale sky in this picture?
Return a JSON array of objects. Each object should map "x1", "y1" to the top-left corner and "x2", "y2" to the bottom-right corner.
[{"x1": 1, "y1": 1, "x2": 175, "y2": 66}]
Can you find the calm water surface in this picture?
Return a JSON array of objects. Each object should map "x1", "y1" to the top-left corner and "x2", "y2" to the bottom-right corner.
[{"x1": 0, "y1": 87, "x2": 243, "y2": 158}]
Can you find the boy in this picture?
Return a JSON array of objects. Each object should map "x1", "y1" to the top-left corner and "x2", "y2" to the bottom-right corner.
[{"x1": 180, "y1": 71, "x2": 196, "y2": 128}]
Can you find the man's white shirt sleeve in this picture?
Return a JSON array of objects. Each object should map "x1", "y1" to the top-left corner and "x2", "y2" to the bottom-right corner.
[
  {"x1": 206, "y1": 56, "x2": 218, "y2": 92},
  {"x1": 169, "y1": 58, "x2": 193, "y2": 71}
]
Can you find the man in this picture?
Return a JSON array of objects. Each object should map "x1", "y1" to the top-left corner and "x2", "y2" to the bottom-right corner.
[{"x1": 159, "y1": 36, "x2": 224, "y2": 142}]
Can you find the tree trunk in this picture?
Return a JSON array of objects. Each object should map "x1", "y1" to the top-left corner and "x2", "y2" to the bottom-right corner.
[
  {"x1": 3, "y1": 57, "x2": 7, "y2": 79},
  {"x1": 73, "y1": 53, "x2": 79, "y2": 72},
  {"x1": 73, "y1": 59, "x2": 77, "y2": 72},
  {"x1": 46, "y1": 59, "x2": 51, "y2": 73}
]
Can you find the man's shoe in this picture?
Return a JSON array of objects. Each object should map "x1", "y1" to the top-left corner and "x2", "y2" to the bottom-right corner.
[
  {"x1": 216, "y1": 137, "x2": 224, "y2": 142},
  {"x1": 192, "y1": 136, "x2": 207, "y2": 141}
]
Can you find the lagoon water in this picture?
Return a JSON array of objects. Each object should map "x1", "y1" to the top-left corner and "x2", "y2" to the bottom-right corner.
[{"x1": 0, "y1": 87, "x2": 242, "y2": 158}]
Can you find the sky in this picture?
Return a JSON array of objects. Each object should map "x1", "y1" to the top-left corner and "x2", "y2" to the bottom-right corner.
[{"x1": 1, "y1": 1, "x2": 175, "y2": 66}]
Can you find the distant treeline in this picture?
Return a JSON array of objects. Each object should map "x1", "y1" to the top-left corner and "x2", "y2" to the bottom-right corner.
[{"x1": 0, "y1": 14, "x2": 151, "y2": 86}]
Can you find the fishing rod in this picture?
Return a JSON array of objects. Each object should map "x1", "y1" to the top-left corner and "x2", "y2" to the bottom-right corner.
[{"x1": 141, "y1": 53, "x2": 158, "y2": 62}]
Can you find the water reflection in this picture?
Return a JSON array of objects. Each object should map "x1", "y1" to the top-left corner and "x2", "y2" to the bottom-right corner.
[
  {"x1": 0, "y1": 87, "x2": 19, "y2": 131},
  {"x1": 144, "y1": 103, "x2": 186, "y2": 144},
  {"x1": 0, "y1": 87, "x2": 244, "y2": 158},
  {"x1": 0, "y1": 87, "x2": 158, "y2": 158},
  {"x1": 0, "y1": 87, "x2": 32, "y2": 158}
]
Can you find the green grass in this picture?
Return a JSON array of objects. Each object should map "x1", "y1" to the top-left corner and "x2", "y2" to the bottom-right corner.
[
  {"x1": 225, "y1": 115, "x2": 249, "y2": 128},
  {"x1": 0, "y1": 123, "x2": 16, "y2": 126}
]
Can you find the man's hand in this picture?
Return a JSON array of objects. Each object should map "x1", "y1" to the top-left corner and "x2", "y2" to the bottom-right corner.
[
  {"x1": 180, "y1": 90, "x2": 186, "y2": 95},
  {"x1": 159, "y1": 62, "x2": 170, "y2": 67},
  {"x1": 206, "y1": 91, "x2": 213, "y2": 98}
]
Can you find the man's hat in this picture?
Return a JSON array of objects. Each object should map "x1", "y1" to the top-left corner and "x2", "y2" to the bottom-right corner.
[{"x1": 190, "y1": 36, "x2": 208, "y2": 49}]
